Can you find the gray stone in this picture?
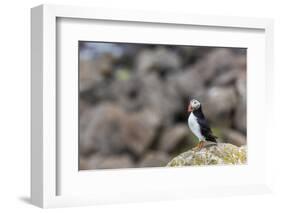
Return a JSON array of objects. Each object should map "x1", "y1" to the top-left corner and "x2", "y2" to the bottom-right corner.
[
  {"x1": 113, "y1": 73, "x2": 182, "y2": 125},
  {"x1": 167, "y1": 143, "x2": 247, "y2": 167},
  {"x1": 203, "y1": 86, "x2": 238, "y2": 126},
  {"x1": 110, "y1": 77, "x2": 146, "y2": 112},
  {"x1": 168, "y1": 69, "x2": 205, "y2": 99},
  {"x1": 158, "y1": 125, "x2": 189, "y2": 152},
  {"x1": 79, "y1": 103, "x2": 161, "y2": 156},
  {"x1": 139, "y1": 151, "x2": 170, "y2": 167},
  {"x1": 79, "y1": 157, "x2": 90, "y2": 170},
  {"x1": 222, "y1": 129, "x2": 247, "y2": 147},
  {"x1": 136, "y1": 47, "x2": 181, "y2": 75},
  {"x1": 79, "y1": 54, "x2": 114, "y2": 92},
  {"x1": 82, "y1": 154, "x2": 134, "y2": 170},
  {"x1": 141, "y1": 74, "x2": 182, "y2": 124},
  {"x1": 234, "y1": 72, "x2": 247, "y2": 133},
  {"x1": 195, "y1": 48, "x2": 238, "y2": 82},
  {"x1": 79, "y1": 103, "x2": 127, "y2": 155},
  {"x1": 212, "y1": 69, "x2": 239, "y2": 86},
  {"x1": 122, "y1": 109, "x2": 161, "y2": 156}
]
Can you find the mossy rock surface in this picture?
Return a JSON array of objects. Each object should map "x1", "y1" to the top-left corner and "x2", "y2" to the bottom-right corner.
[{"x1": 167, "y1": 143, "x2": 247, "y2": 167}]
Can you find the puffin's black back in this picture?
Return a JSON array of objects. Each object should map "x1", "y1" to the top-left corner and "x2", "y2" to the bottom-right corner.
[{"x1": 193, "y1": 106, "x2": 217, "y2": 142}]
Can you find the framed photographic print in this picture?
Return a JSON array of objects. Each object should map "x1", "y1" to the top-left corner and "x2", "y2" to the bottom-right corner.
[{"x1": 31, "y1": 4, "x2": 274, "y2": 208}]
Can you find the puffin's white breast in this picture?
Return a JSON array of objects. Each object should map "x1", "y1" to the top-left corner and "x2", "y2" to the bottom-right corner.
[{"x1": 188, "y1": 112, "x2": 205, "y2": 141}]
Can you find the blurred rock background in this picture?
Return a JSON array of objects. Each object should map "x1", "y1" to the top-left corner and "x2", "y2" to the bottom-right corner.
[{"x1": 79, "y1": 42, "x2": 247, "y2": 170}]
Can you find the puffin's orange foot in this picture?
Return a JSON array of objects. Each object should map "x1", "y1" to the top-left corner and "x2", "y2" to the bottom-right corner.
[{"x1": 197, "y1": 141, "x2": 205, "y2": 149}]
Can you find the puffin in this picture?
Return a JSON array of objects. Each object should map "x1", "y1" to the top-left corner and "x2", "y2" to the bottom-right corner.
[{"x1": 187, "y1": 99, "x2": 217, "y2": 149}]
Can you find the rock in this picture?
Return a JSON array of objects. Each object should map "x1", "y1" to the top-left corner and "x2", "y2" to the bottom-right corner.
[
  {"x1": 79, "y1": 54, "x2": 114, "y2": 92},
  {"x1": 234, "y1": 72, "x2": 247, "y2": 133},
  {"x1": 234, "y1": 103, "x2": 246, "y2": 134},
  {"x1": 177, "y1": 46, "x2": 213, "y2": 66},
  {"x1": 194, "y1": 48, "x2": 245, "y2": 83},
  {"x1": 136, "y1": 47, "x2": 181, "y2": 76},
  {"x1": 110, "y1": 77, "x2": 145, "y2": 112},
  {"x1": 233, "y1": 54, "x2": 247, "y2": 70},
  {"x1": 79, "y1": 107, "x2": 94, "y2": 140},
  {"x1": 141, "y1": 74, "x2": 182, "y2": 124},
  {"x1": 80, "y1": 103, "x2": 127, "y2": 155},
  {"x1": 236, "y1": 72, "x2": 247, "y2": 98},
  {"x1": 212, "y1": 69, "x2": 239, "y2": 86},
  {"x1": 113, "y1": 73, "x2": 182, "y2": 125},
  {"x1": 79, "y1": 60, "x2": 100, "y2": 92},
  {"x1": 81, "y1": 154, "x2": 134, "y2": 170},
  {"x1": 80, "y1": 103, "x2": 161, "y2": 156},
  {"x1": 142, "y1": 75, "x2": 182, "y2": 125},
  {"x1": 79, "y1": 99, "x2": 91, "y2": 116},
  {"x1": 139, "y1": 151, "x2": 170, "y2": 167},
  {"x1": 168, "y1": 69, "x2": 204, "y2": 99},
  {"x1": 158, "y1": 125, "x2": 189, "y2": 152},
  {"x1": 203, "y1": 86, "x2": 238, "y2": 126},
  {"x1": 122, "y1": 109, "x2": 161, "y2": 156},
  {"x1": 96, "y1": 54, "x2": 115, "y2": 76},
  {"x1": 167, "y1": 143, "x2": 247, "y2": 167},
  {"x1": 79, "y1": 157, "x2": 90, "y2": 170},
  {"x1": 222, "y1": 129, "x2": 246, "y2": 147}
]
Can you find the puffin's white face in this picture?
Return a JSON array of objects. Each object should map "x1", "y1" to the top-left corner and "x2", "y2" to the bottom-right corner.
[{"x1": 188, "y1": 99, "x2": 201, "y2": 112}]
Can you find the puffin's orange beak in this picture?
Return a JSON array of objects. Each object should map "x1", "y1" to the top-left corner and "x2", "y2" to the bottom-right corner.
[{"x1": 188, "y1": 104, "x2": 193, "y2": 112}]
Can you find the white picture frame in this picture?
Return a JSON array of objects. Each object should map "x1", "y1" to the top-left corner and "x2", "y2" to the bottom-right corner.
[{"x1": 31, "y1": 4, "x2": 274, "y2": 208}]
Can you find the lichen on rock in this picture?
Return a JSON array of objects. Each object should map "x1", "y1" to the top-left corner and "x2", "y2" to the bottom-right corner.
[{"x1": 166, "y1": 143, "x2": 247, "y2": 167}]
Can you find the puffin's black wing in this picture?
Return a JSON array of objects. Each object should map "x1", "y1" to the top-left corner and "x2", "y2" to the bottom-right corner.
[{"x1": 196, "y1": 117, "x2": 217, "y2": 142}]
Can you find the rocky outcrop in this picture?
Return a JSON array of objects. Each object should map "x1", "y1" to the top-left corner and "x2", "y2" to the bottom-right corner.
[
  {"x1": 203, "y1": 86, "x2": 238, "y2": 127},
  {"x1": 158, "y1": 125, "x2": 190, "y2": 152},
  {"x1": 168, "y1": 68, "x2": 205, "y2": 99},
  {"x1": 167, "y1": 143, "x2": 247, "y2": 167},
  {"x1": 80, "y1": 103, "x2": 161, "y2": 156},
  {"x1": 136, "y1": 47, "x2": 182, "y2": 76}
]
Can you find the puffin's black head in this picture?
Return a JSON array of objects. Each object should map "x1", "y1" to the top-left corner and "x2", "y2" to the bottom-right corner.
[{"x1": 187, "y1": 99, "x2": 201, "y2": 112}]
